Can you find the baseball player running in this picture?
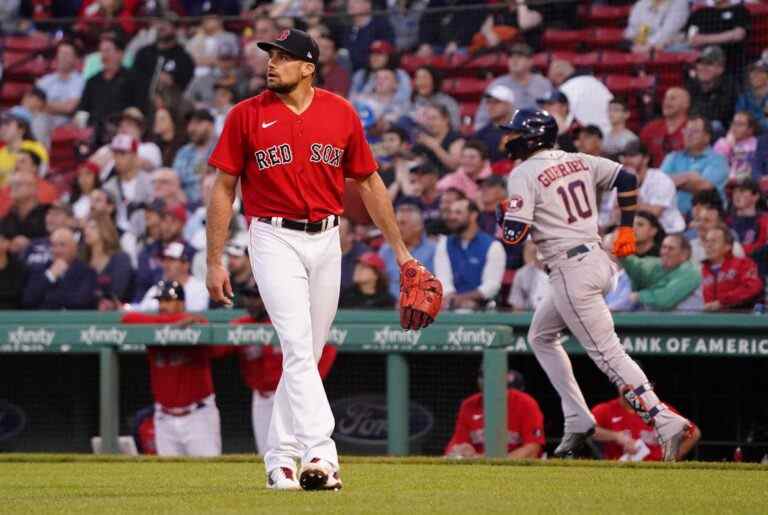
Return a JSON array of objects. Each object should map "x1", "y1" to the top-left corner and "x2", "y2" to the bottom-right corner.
[
  {"x1": 496, "y1": 109, "x2": 691, "y2": 461},
  {"x1": 205, "y1": 29, "x2": 442, "y2": 491},
  {"x1": 121, "y1": 280, "x2": 225, "y2": 457},
  {"x1": 232, "y1": 283, "x2": 337, "y2": 455}
]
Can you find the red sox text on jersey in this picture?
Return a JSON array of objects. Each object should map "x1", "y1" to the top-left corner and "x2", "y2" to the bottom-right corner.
[{"x1": 253, "y1": 143, "x2": 345, "y2": 171}]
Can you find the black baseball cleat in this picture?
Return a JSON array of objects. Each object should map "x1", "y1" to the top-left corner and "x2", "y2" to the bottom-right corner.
[
  {"x1": 554, "y1": 427, "x2": 596, "y2": 458},
  {"x1": 299, "y1": 458, "x2": 342, "y2": 491}
]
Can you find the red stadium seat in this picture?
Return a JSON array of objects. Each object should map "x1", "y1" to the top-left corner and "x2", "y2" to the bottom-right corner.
[
  {"x1": 594, "y1": 51, "x2": 649, "y2": 74},
  {"x1": 747, "y1": 3, "x2": 768, "y2": 57},
  {"x1": 1, "y1": 34, "x2": 50, "y2": 52},
  {"x1": 543, "y1": 29, "x2": 590, "y2": 52},
  {"x1": 399, "y1": 53, "x2": 430, "y2": 75},
  {"x1": 646, "y1": 51, "x2": 698, "y2": 94},
  {"x1": 442, "y1": 78, "x2": 491, "y2": 102},
  {"x1": 0, "y1": 81, "x2": 32, "y2": 108},
  {"x1": 459, "y1": 101, "x2": 479, "y2": 119},
  {"x1": 588, "y1": 28, "x2": 625, "y2": 50},
  {"x1": 464, "y1": 52, "x2": 509, "y2": 77},
  {"x1": 572, "y1": 52, "x2": 600, "y2": 70},
  {"x1": 2, "y1": 51, "x2": 50, "y2": 80},
  {"x1": 532, "y1": 52, "x2": 550, "y2": 71},
  {"x1": 585, "y1": 5, "x2": 632, "y2": 27},
  {"x1": 603, "y1": 74, "x2": 655, "y2": 95}
]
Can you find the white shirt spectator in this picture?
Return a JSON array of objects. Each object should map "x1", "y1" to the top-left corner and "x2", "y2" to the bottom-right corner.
[
  {"x1": 434, "y1": 235, "x2": 506, "y2": 300},
  {"x1": 560, "y1": 76, "x2": 614, "y2": 135},
  {"x1": 36, "y1": 70, "x2": 85, "y2": 127},
  {"x1": 134, "y1": 276, "x2": 209, "y2": 312},
  {"x1": 624, "y1": 0, "x2": 689, "y2": 50},
  {"x1": 508, "y1": 263, "x2": 549, "y2": 310}
]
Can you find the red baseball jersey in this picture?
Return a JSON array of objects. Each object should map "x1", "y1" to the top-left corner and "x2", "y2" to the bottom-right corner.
[
  {"x1": 232, "y1": 315, "x2": 338, "y2": 394},
  {"x1": 592, "y1": 398, "x2": 695, "y2": 461},
  {"x1": 121, "y1": 312, "x2": 227, "y2": 408},
  {"x1": 445, "y1": 389, "x2": 545, "y2": 455},
  {"x1": 208, "y1": 88, "x2": 377, "y2": 221}
]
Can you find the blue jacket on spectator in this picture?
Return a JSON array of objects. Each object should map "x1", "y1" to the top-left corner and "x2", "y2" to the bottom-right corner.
[
  {"x1": 735, "y1": 89, "x2": 768, "y2": 132},
  {"x1": 22, "y1": 259, "x2": 97, "y2": 310},
  {"x1": 751, "y1": 133, "x2": 768, "y2": 179},
  {"x1": 660, "y1": 148, "x2": 729, "y2": 215},
  {"x1": 342, "y1": 17, "x2": 395, "y2": 71},
  {"x1": 134, "y1": 240, "x2": 164, "y2": 302}
]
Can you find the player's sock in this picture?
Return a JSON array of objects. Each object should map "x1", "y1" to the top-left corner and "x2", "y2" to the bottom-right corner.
[{"x1": 621, "y1": 383, "x2": 666, "y2": 425}]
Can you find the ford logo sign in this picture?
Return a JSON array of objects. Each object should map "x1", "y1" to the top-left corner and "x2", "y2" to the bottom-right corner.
[
  {"x1": 0, "y1": 400, "x2": 27, "y2": 442},
  {"x1": 331, "y1": 395, "x2": 433, "y2": 446}
]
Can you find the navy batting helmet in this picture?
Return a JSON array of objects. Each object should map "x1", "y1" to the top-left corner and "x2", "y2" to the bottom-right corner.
[{"x1": 499, "y1": 108, "x2": 558, "y2": 160}]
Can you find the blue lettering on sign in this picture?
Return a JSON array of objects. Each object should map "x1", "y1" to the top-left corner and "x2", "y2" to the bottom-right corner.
[
  {"x1": 331, "y1": 395, "x2": 433, "y2": 446},
  {"x1": 0, "y1": 401, "x2": 27, "y2": 442}
]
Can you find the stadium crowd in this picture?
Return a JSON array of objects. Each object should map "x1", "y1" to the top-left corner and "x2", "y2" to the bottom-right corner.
[{"x1": 0, "y1": 0, "x2": 767, "y2": 315}]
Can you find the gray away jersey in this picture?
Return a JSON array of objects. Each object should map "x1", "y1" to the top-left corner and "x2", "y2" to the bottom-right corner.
[{"x1": 505, "y1": 150, "x2": 622, "y2": 262}]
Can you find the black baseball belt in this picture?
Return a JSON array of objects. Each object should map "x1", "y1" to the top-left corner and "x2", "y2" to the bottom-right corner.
[
  {"x1": 257, "y1": 215, "x2": 339, "y2": 234},
  {"x1": 544, "y1": 244, "x2": 593, "y2": 275}
]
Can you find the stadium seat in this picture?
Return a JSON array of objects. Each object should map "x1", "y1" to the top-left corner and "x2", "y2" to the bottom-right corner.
[
  {"x1": 572, "y1": 52, "x2": 600, "y2": 70},
  {"x1": 1, "y1": 33, "x2": 50, "y2": 52},
  {"x1": 646, "y1": 51, "x2": 698, "y2": 94},
  {"x1": 442, "y1": 78, "x2": 491, "y2": 102},
  {"x1": 459, "y1": 101, "x2": 479, "y2": 119},
  {"x1": 542, "y1": 29, "x2": 590, "y2": 52},
  {"x1": 584, "y1": 5, "x2": 632, "y2": 27},
  {"x1": 588, "y1": 28, "x2": 626, "y2": 50},
  {"x1": 595, "y1": 51, "x2": 649, "y2": 74},
  {"x1": 603, "y1": 74, "x2": 655, "y2": 95},
  {"x1": 747, "y1": 3, "x2": 768, "y2": 57},
  {"x1": 0, "y1": 81, "x2": 32, "y2": 108},
  {"x1": 532, "y1": 52, "x2": 550, "y2": 72},
  {"x1": 464, "y1": 52, "x2": 509, "y2": 77},
  {"x1": 2, "y1": 51, "x2": 50, "y2": 80}
]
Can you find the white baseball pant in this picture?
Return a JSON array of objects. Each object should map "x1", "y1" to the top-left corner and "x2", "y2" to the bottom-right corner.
[
  {"x1": 153, "y1": 395, "x2": 222, "y2": 457},
  {"x1": 252, "y1": 391, "x2": 275, "y2": 455},
  {"x1": 248, "y1": 219, "x2": 340, "y2": 474}
]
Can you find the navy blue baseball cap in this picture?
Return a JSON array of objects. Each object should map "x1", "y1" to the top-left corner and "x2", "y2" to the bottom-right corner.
[{"x1": 257, "y1": 28, "x2": 319, "y2": 66}]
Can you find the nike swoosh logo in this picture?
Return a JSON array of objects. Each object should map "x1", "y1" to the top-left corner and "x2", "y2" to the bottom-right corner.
[
  {"x1": 472, "y1": 414, "x2": 483, "y2": 420},
  {"x1": 262, "y1": 120, "x2": 277, "y2": 128},
  {"x1": 611, "y1": 416, "x2": 623, "y2": 423}
]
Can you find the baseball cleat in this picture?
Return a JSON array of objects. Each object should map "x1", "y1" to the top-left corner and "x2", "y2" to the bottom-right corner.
[
  {"x1": 659, "y1": 420, "x2": 692, "y2": 462},
  {"x1": 299, "y1": 458, "x2": 342, "y2": 491},
  {"x1": 554, "y1": 426, "x2": 596, "y2": 458},
  {"x1": 266, "y1": 467, "x2": 301, "y2": 490}
]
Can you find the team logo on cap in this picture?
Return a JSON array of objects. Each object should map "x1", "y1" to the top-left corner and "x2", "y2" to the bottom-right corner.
[
  {"x1": 277, "y1": 30, "x2": 290, "y2": 41},
  {"x1": 508, "y1": 194, "x2": 524, "y2": 212}
]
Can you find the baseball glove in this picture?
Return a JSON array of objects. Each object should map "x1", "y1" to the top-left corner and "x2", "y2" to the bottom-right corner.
[
  {"x1": 612, "y1": 226, "x2": 637, "y2": 258},
  {"x1": 399, "y1": 259, "x2": 443, "y2": 330}
]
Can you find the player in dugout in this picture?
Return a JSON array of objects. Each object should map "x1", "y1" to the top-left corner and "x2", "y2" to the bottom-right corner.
[
  {"x1": 121, "y1": 280, "x2": 228, "y2": 457},
  {"x1": 231, "y1": 283, "x2": 338, "y2": 456},
  {"x1": 445, "y1": 369, "x2": 545, "y2": 459}
]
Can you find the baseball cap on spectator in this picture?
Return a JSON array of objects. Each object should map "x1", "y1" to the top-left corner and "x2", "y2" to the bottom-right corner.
[
  {"x1": 78, "y1": 160, "x2": 100, "y2": 176},
  {"x1": 357, "y1": 252, "x2": 385, "y2": 273},
  {"x1": 188, "y1": 108, "x2": 215, "y2": 123},
  {"x1": 484, "y1": 84, "x2": 515, "y2": 104},
  {"x1": 575, "y1": 124, "x2": 603, "y2": 139},
  {"x1": 409, "y1": 161, "x2": 439, "y2": 175},
  {"x1": 370, "y1": 40, "x2": 394, "y2": 55},
  {"x1": 507, "y1": 43, "x2": 532, "y2": 57},
  {"x1": 110, "y1": 134, "x2": 139, "y2": 153},
  {"x1": 154, "y1": 280, "x2": 186, "y2": 301},
  {"x1": 257, "y1": 28, "x2": 320, "y2": 66},
  {"x1": 162, "y1": 242, "x2": 194, "y2": 262},
  {"x1": 697, "y1": 45, "x2": 725, "y2": 65},
  {"x1": 537, "y1": 89, "x2": 569, "y2": 106},
  {"x1": 225, "y1": 231, "x2": 249, "y2": 257},
  {"x1": 119, "y1": 107, "x2": 146, "y2": 130},
  {"x1": 163, "y1": 203, "x2": 188, "y2": 224},
  {"x1": 480, "y1": 175, "x2": 506, "y2": 189},
  {"x1": 19, "y1": 141, "x2": 47, "y2": 165},
  {"x1": 2, "y1": 105, "x2": 33, "y2": 127},
  {"x1": 620, "y1": 140, "x2": 649, "y2": 158}
]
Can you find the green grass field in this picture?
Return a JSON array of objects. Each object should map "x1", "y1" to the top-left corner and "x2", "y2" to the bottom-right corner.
[{"x1": 1, "y1": 455, "x2": 766, "y2": 514}]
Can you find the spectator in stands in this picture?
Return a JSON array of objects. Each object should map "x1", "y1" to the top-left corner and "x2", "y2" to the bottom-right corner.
[
  {"x1": 340, "y1": 217, "x2": 371, "y2": 291},
  {"x1": 472, "y1": 0, "x2": 544, "y2": 53},
  {"x1": 77, "y1": 32, "x2": 141, "y2": 146},
  {"x1": 619, "y1": 141, "x2": 685, "y2": 234},
  {"x1": 36, "y1": 40, "x2": 85, "y2": 128},
  {"x1": 436, "y1": 198, "x2": 505, "y2": 310},
  {"x1": 477, "y1": 176, "x2": 507, "y2": 235},
  {"x1": 475, "y1": 43, "x2": 553, "y2": 131},
  {"x1": 185, "y1": 4, "x2": 239, "y2": 76},
  {"x1": 0, "y1": 107, "x2": 49, "y2": 187},
  {"x1": 0, "y1": 148, "x2": 57, "y2": 219},
  {"x1": 445, "y1": 369, "x2": 544, "y2": 459},
  {"x1": 0, "y1": 223, "x2": 25, "y2": 309},
  {"x1": 684, "y1": 0, "x2": 750, "y2": 75},
  {"x1": 91, "y1": 107, "x2": 163, "y2": 177},
  {"x1": 186, "y1": 40, "x2": 244, "y2": 110},
  {"x1": 624, "y1": 0, "x2": 689, "y2": 54},
  {"x1": 22, "y1": 227, "x2": 97, "y2": 310},
  {"x1": 342, "y1": 0, "x2": 395, "y2": 71},
  {"x1": 437, "y1": 140, "x2": 491, "y2": 200},
  {"x1": 378, "y1": 126, "x2": 413, "y2": 186},
  {"x1": 474, "y1": 84, "x2": 515, "y2": 164},
  {"x1": 391, "y1": 161, "x2": 443, "y2": 230},
  {"x1": 89, "y1": 188, "x2": 138, "y2": 265},
  {"x1": 411, "y1": 66, "x2": 461, "y2": 130},
  {"x1": 688, "y1": 202, "x2": 744, "y2": 263},
  {"x1": 1, "y1": 168, "x2": 49, "y2": 255},
  {"x1": 316, "y1": 33, "x2": 350, "y2": 96},
  {"x1": 702, "y1": 224, "x2": 763, "y2": 311},
  {"x1": 184, "y1": 173, "x2": 216, "y2": 253},
  {"x1": 575, "y1": 125, "x2": 604, "y2": 157},
  {"x1": 133, "y1": 13, "x2": 195, "y2": 115},
  {"x1": 358, "y1": 68, "x2": 413, "y2": 129},
  {"x1": 211, "y1": 81, "x2": 235, "y2": 134},
  {"x1": 508, "y1": 240, "x2": 548, "y2": 311},
  {"x1": 23, "y1": 201, "x2": 77, "y2": 271},
  {"x1": 713, "y1": 111, "x2": 759, "y2": 181},
  {"x1": 640, "y1": 87, "x2": 690, "y2": 167},
  {"x1": 621, "y1": 234, "x2": 703, "y2": 311},
  {"x1": 380, "y1": 201, "x2": 436, "y2": 300},
  {"x1": 173, "y1": 109, "x2": 216, "y2": 206},
  {"x1": 152, "y1": 107, "x2": 186, "y2": 168},
  {"x1": 83, "y1": 213, "x2": 134, "y2": 302},
  {"x1": 21, "y1": 88, "x2": 52, "y2": 150},
  {"x1": 603, "y1": 99, "x2": 639, "y2": 157},
  {"x1": 350, "y1": 40, "x2": 411, "y2": 104},
  {"x1": 430, "y1": 186, "x2": 466, "y2": 236},
  {"x1": 150, "y1": 168, "x2": 187, "y2": 209},
  {"x1": 253, "y1": 15, "x2": 281, "y2": 44},
  {"x1": 661, "y1": 115, "x2": 729, "y2": 217},
  {"x1": 418, "y1": 0, "x2": 486, "y2": 57},
  {"x1": 728, "y1": 178, "x2": 768, "y2": 255},
  {"x1": 633, "y1": 211, "x2": 666, "y2": 258},
  {"x1": 70, "y1": 161, "x2": 101, "y2": 222},
  {"x1": 736, "y1": 60, "x2": 768, "y2": 132},
  {"x1": 536, "y1": 90, "x2": 578, "y2": 152},
  {"x1": 751, "y1": 132, "x2": 768, "y2": 180},
  {"x1": 133, "y1": 242, "x2": 208, "y2": 311},
  {"x1": 339, "y1": 252, "x2": 395, "y2": 308},
  {"x1": 685, "y1": 46, "x2": 738, "y2": 137},
  {"x1": 388, "y1": 0, "x2": 430, "y2": 52},
  {"x1": 224, "y1": 234, "x2": 257, "y2": 308},
  {"x1": 75, "y1": 0, "x2": 140, "y2": 46},
  {"x1": 547, "y1": 59, "x2": 613, "y2": 135},
  {"x1": 592, "y1": 386, "x2": 700, "y2": 461},
  {"x1": 412, "y1": 103, "x2": 465, "y2": 175},
  {"x1": 241, "y1": 41, "x2": 269, "y2": 99},
  {"x1": 102, "y1": 134, "x2": 153, "y2": 239}
]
